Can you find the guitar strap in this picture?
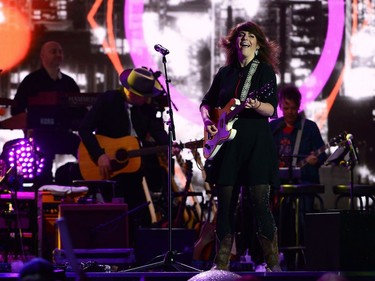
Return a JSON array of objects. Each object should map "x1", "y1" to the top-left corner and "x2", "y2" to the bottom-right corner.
[
  {"x1": 240, "y1": 59, "x2": 260, "y2": 101},
  {"x1": 126, "y1": 103, "x2": 138, "y2": 137},
  {"x1": 292, "y1": 117, "x2": 305, "y2": 167}
]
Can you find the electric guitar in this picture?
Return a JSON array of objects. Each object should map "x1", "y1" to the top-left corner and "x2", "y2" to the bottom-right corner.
[
  {"x1": 203, "y1": 81, "x2": 274, "y2": 159},
  {"x1": 297, "y1": 132, "x2": 347, "y2": 168},
  {"x1": 78, "y1": 135, "x2": 168, "y2": 180}
]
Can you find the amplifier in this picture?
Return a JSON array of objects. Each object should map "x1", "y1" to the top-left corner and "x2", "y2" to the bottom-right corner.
[{"x1": 58, "y1": 204, "x2": 129, "y2": 249}]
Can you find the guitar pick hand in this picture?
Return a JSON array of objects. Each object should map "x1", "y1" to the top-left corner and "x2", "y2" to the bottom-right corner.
[
  {"x1": 98, "y1": 153, "x2": 112, "y2": 179},
  {"x1": 245, "y1": 97, "x2": 261, "y2": 109}
]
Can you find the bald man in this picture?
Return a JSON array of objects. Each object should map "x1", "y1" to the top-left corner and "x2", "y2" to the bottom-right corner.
[
  {"x1": 11, "y1": 41, "x2": 79, "y2": 115},
  {"x1": 10, "y1": 41, "x2": 82, "y2": 187}
]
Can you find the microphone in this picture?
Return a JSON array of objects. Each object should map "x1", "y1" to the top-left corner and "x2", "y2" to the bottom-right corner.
[
  {"x1": 154, "y1": 44, "x2": 169, "y2": 55},
  {"x1": 346, "y1": 133, "x2": 359, "y2": 163}
]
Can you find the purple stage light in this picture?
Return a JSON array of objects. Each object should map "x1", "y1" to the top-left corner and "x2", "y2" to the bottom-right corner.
[{"x1": 7, "y1": 138, "x2": 44, "y2": 179}]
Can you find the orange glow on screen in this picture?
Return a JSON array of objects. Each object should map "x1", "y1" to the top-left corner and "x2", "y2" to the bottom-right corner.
[{"x1": 0, "y1": 4, "x2": 31, "y2": 72}]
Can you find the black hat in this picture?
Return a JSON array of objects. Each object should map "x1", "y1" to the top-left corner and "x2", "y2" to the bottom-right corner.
[{"x1": 119, "y1": 67, "x2": 163, "y2": 97}]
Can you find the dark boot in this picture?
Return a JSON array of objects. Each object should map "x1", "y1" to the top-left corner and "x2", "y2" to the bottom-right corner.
[
  {"x1": 258, "y1": 230, "x2": 282, "y2": 272},
  {"x1": 212, "y1": 234, "x2": 233, "y2": 270}
]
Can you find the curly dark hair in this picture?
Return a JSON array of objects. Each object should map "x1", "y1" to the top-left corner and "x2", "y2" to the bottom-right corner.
[{"x1": 220, "y1": 21, "x2": 280, "y2": 73}]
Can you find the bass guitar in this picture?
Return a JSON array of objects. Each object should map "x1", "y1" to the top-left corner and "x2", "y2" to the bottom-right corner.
[{"x1": 203, "y1": 81, "x2": 274, "y2": 159}]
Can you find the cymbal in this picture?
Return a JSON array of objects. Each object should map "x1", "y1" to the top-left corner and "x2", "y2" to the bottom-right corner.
[{"x1": 0, "y1": 98, "x2": 16, "y2": 106}]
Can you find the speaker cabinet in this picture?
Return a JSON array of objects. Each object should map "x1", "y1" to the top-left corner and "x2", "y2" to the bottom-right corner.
[
  {"x1": 58, "y1": 203, "x2": 129, "y2": 249},
  {"x1": 305, "y1": 211, "x2": 375, "y2": 271}
]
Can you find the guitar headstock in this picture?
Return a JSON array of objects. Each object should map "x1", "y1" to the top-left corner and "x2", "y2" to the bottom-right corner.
[
  {"x1": 329, "y1": 131, "x2": 348, "y2": 146},
  {"x1": 184, "y1": 160, "x2": 193, "y2": 180},
  {"x1": 179, "y1": 139, "x2": 203, "y2": 150}
]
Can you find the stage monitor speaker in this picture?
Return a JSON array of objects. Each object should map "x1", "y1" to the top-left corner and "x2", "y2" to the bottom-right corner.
[
  {"x1": 58, "y1": 203, "x2": 128, "y2": 249},
  {"x1": 305, "y1": 211, "x2": 375, "y2": 271},
  {"x1": 135, "y1": 228, "x2": 197, "y2": 266}
]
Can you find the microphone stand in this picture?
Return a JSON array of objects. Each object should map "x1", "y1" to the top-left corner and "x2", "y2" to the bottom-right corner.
[
  {"x1": 346, "y1": 142, "x2": 359, "y2": 211},
  {"x1": 124, "y1": 53, "x2": 200, "y2": 272},
  {"x1": 324, "y1": 135, "x2": 358, "y2": 210}
]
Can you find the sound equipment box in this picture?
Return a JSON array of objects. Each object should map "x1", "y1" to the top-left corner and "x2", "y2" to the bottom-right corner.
[
  {"x1": 305, "y1": 211, "x2": 375, "y2": 271},
  {"x1": 58, "y1": 203, "x2": 129, "y2": 249},
  {"x1": 0, "y1": 191, "x2": 37, "y2": 257},
  {"x1": 38, "y1": 191, "x2": 62, "y2": 260}
]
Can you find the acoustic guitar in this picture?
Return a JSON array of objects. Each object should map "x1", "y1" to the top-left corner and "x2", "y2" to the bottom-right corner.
[
  {"x1": 78, "y1": 136, "x2": 204, "y2": 180},
  {"x1": 78, "y1": 135, "x2": 168, "y2": 180}
]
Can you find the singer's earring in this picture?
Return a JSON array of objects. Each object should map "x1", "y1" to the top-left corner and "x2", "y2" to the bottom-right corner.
[{"x1": 255, "y1": 48, "x2": 259, "y2": 56}]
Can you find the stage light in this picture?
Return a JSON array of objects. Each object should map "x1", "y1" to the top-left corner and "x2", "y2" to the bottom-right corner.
[{"x1": 7, "y1": 139, "x2": 44, "y2": 180}]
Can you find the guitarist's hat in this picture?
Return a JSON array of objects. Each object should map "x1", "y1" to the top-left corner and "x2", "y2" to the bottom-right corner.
[{"x1": 120, "y1": 67, "x2": 163, "y2": 97}]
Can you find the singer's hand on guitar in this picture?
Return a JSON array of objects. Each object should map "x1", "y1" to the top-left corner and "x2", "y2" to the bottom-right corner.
[
  {"x1": 245, "y1": 97, "x2": 261, "y2": 109},
  {"x1": 204, "y1": 119, "x2": 218, "y2": 136},
  {"x1": 98, "y1": 153, "x2": 112, "y2": 179}
]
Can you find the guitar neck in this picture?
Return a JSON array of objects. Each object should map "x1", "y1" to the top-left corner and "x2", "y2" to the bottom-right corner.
[
  {"x1": 298, "y1": 143, "x2": 329, "y2": 167},
  {"x1": 224, "y1": 82, "x2": 273, "y2": 123},
  {"x1": 128, "y1": 145, "x2": 168, "y2": 157}
]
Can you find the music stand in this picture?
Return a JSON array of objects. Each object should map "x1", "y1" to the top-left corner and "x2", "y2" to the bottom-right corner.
[
  {"x1": 324, "y1": 136, "x2": 359, "y2": 210},
  {"x1": 123, "y1": 49, "x2": 200, "y2": 272}
]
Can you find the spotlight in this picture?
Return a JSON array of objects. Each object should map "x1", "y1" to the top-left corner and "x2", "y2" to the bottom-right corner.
[{"x1": 7, "y1": 138, "x2": 44, "y2": 179}]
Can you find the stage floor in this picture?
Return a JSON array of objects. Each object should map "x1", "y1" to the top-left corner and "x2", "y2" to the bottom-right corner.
[{"x1": 2, "y1": 270, "x2": 375, "y2": 281}]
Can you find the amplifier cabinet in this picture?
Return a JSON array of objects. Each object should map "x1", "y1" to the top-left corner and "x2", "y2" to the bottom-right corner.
[{"x1": 58, "y1": 203, "x2": 129, "y2": 250}]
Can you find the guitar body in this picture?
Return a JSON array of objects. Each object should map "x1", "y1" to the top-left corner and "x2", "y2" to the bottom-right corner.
[
  {"x1": 192, "y1": 221, "x2": 216, "y2": 261},
  {"x1": 78, "y1": 135, "x2": 142, "y2": 180},
  {"x1": 203, "y1": 98, "x2": 240, "y2": 159}
]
